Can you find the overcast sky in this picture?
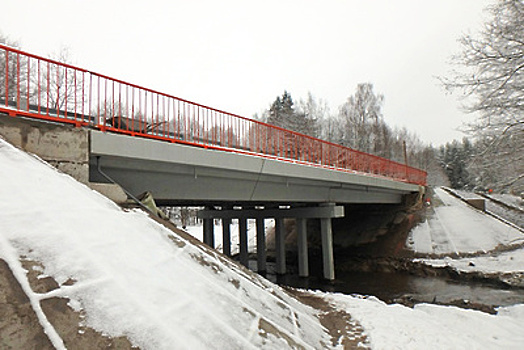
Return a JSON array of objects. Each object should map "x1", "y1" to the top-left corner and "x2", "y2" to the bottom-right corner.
[{"x1": 1, "y1": 0, "x2": 494, "y2": 145}]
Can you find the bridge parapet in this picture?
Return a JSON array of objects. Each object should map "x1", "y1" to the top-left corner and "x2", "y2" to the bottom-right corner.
[{"x1": 0, "y1": 43, "x2": 426, "y2": 186}]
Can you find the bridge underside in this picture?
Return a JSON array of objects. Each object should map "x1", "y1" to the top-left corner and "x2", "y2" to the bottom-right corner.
[
  {"x1": 89, "y1": 131, "x2": 421, "y2": 207},
  {"x1": 88, "y1": 131, "x2": 423, "y2": 281}
]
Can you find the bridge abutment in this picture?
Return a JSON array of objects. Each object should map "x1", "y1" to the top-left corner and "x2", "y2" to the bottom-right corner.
[{"x1": 0, "y1": 114, "x2": 89, "y2": 183}]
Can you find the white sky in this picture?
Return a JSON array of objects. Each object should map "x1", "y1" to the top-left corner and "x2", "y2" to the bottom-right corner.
[{"x1": 1, "y1": 0, "x2": 493, "y2": 145}]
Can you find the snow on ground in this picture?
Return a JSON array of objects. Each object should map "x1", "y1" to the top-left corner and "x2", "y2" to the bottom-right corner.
[
  {"x1": 324, "y1": 293, "x2": 524, "y2": 350},
  {"x1": 0, "y1": 138, "x2": 331, "y2": 349},
  {"x1": 490, "y1": 193, "x2": 524, "y2": 212},
  {"x1": 407, "y1": 187, "x2": 524, "y2": 255},
  {"x1": 453, "y1": 189, "x2": 524, "y2": 229},
  {"x1": 420, "y1": 249, "x2": 524, "y2": 275},
  {"x1": 2, "y1": 137, "x2": 524, "y2": 349}
]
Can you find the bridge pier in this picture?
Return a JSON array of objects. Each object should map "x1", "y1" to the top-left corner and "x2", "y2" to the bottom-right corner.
[
  {"x1": 239, "y1": 218, "x2": 249, "y2": 267},
  {"x1": 256, "y1": 218, "x2": 267, "y2": 274},
  {"x1": 203, "y1": 215, "x2": 214, "y2": 249},
  {"x1": 296, "y1": 218, "x2": 309, "y2": 277},
  {"x1": 222, "y1": 218, "x2": 232, "y2": 257},
  {"x1": 320, "y1": 217, "x2": 335, "y2": 280},
  {"x1": 198, "y1": 204, "x2": 343, "y2": 280},
  {"x1": 275, "y1": 218, "x2": 286, "y2": 274}
]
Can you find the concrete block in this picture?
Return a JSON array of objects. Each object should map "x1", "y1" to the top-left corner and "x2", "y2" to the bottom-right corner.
[
  {"x1": 0, "y1": 115, "x2": 88, "y2": 161},
  {"x1": 466, "y1": 198, "x2": 486, "y2": 211},
  {"x1": 49, "y1": 161, "x2": 89, "y2": 184},
  {"x1": 88, "y1": 183, "x2": 128, "y2": 204},
  {"x1": 0, "y1": 114, "x2": 89, "y2": 183}
]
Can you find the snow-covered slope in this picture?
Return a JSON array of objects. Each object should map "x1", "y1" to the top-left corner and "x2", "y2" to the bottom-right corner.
[
  {"x1": 407, "y1": 187, "x2": 523, "y2": 255},
  {"x1": 0, "y1": 138, "x2": 332, "y2": 349}
]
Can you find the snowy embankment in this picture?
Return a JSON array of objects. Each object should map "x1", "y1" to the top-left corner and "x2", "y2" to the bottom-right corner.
[
  {"x1": 407, "y1": 186, "x2": 524, "y2": 288},
  {"x1": 407, "y1": 187, "x2": 524, "y2": 255},
  {"x1": 0, "y1": 138, "x2": 332, "y2": 349},
  {"x1": 1, "y1": 137, "x2": 524, "y2": 349},
  {"x1": 325, "y1": 294, "x2": 524, "y2": 350}
]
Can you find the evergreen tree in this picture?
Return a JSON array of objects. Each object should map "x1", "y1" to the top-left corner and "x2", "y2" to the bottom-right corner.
[
  {"x1": 266, "y1": 91, "x2": 317, "y2": 136},
  {"x1": 439, "y1": 138, "x2": 474, "y2": 190}
]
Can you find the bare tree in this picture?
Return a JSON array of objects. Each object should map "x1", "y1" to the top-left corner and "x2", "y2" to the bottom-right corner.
[
  {"x1": 33, "y1": 47, "x2": 85, "y2": 114},
  {"x1": 296, "y1": 92, "x2": 327, "y2": 139},
  {"x1": 338, "y1": 83, "x2": 388, "y2": 156},
  {"x1": 442, "y1": 0, "x2": 523, "y2": 193},
  {"x1": 0, "y1": 33, "x2": 27, "y2": 105}
]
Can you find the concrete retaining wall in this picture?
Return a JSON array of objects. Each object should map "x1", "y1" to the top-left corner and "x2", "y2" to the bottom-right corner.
[{"x1": 0, "y1": 114, "x2": 89, "y2": 183}]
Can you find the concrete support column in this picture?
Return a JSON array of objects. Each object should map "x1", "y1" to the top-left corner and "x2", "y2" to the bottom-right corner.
[
  {"x1": 203, "y1": 217, "x2": 214, "y2": 248},
  {"x1": 239, "y1": 218, "x2": 249, "y2": 267},
  {"x1": 275, "y1": 218, "x2": 286, "y2": 274},
  {"x1": 296, "y1": 218, "x2": 309, "y2": 277},
  {"x1": 256, "y1": 218, "x2": 266, "y2": 273},
  {"x1": 320, "y1": 217, "x2": 335, "y2": 280},
  {"x1": 222, "y1": 218, "x2": 232, "y2": 257}
]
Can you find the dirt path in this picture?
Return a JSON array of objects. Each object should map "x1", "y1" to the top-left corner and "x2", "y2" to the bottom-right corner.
[
  {"x1": 289, "y1": 289, "x2": 370, "y2": 349},
  {"x1": 1, "y1": 257, "x2": 137, "y2": 349}
]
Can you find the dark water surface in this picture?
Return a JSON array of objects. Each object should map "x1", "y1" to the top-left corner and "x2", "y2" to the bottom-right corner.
[{"x1": 258, "y1": 262, "x2": 524, "y2": 308}]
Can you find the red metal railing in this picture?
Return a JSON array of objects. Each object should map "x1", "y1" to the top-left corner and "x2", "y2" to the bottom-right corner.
[{"x1": 0, "y1": 43, "x2": 427, "y2": 186}]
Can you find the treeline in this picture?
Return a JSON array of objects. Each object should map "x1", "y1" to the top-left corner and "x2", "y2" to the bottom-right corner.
[
  {"x1": 439, "y1": 136, "x2": 523, "y2": 194},
  {"x1": 257, "y1": 84, "x2": 443, "y2": 177}
]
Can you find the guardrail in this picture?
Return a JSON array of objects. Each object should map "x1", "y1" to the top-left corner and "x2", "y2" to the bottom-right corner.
[{"x1": 0, "y1": 43, "x2": 427, "y2": 186}]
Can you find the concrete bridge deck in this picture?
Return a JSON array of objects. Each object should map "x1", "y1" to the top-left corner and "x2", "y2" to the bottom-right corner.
[{"x1": 89, "y1": 130, "x2": 421, "y2": 206}]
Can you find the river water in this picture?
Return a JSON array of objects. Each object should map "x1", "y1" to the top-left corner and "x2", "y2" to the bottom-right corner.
[{"x1": 259, "y1": 262, "x2": 524, "y2": 309}]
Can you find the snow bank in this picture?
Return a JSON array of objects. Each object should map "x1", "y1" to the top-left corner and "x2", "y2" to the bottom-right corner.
[
  {"x1": 407, "y1": 188, "x2": 523, "y2": 255},
  {"x1": 324, "y1": 293, "x2": 524, "y2": 350},
  {"x1": 490, "y1": 194, "x2": 524, "y2": 212},
  {"x1": 420, "y1": 248, "x2": 524, "y2": 275},
  {"x1": 0, "y1": 139, "x2": 331, "y2": 349}
]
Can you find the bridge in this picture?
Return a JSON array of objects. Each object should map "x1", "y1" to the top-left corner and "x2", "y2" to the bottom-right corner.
[{"x1": 0, "y1": 44, "x2": 426, "y2": 280}]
